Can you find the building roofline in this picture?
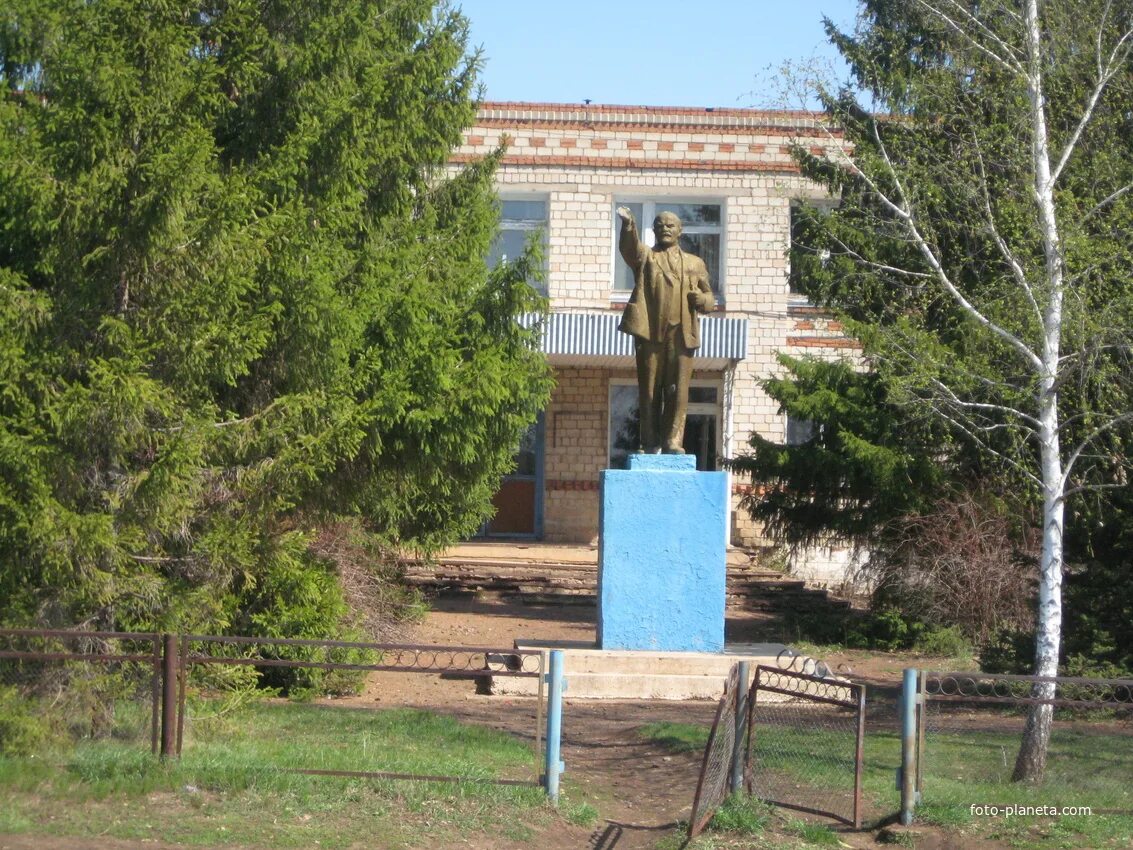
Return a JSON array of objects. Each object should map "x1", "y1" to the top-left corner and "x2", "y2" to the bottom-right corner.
[{"x1": 475, "y1": 101, "x2": 837, "y2": 133}]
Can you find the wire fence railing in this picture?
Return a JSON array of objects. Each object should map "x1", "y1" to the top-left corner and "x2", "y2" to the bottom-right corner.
[
  {"x1": 918, "y1": 671, "x2": 1133, "y2": 817},
  {"x1": 177, "y1": 634, "x2": 546, "y2": 786},
  {"x1": 684, "y1": 657, "x2": 872, "y2": 837},
  {"x1": 0, "y1": 629, "x2": 163, "y2": 754},
  {"x1": 0, "y1": 628, "x2": 549, "y2": 790}
]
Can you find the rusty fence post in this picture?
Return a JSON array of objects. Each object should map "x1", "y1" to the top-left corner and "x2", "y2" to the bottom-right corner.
[
  {"x1": 160, "y1": 633, "x2": 179, "y2": 759},
  {"x1": 150, "y1": 634, "x2": 162, "y2": 755}
]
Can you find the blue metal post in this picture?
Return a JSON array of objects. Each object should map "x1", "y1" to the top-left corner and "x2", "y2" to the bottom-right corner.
[
  {"x1": 544, "y1": 649, "x2": 565, "y2": 804},
  {"x1": 899, "y1": 668, "x2": 918, "y2": 825},
  {"x1": 730, "y1": 661, "x2": 750, "y2": 794}
]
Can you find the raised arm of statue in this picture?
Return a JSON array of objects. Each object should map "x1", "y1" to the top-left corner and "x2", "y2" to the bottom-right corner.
[{"x1": 616, "y1": 206, "x2": 646, "y2": 269}]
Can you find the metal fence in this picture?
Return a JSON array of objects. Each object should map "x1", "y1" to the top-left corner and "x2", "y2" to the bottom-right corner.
[
  {"x1": 177, "y1": 634, "x2": 546, "y2": 786},
  {"x1": 0, "y1": 628, "x2": 549, "y2": 790},
  {"x1": 689, "y1": 663, "x2": 744, "y2": 838},
  {"x1": 684, "y1": 656, "x2": 874, "y2": 836},
  {"x1": 916, "y1": 671, "x2": 1133, "y2": 817},
  {"x1": 0, "y1": 629, "x2": 164, "y2": 753},
  {"x1": 746, "y1": 665, "x2": 867, "y2": 827}
]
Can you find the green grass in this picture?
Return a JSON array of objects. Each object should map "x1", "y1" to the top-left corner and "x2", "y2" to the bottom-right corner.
[
  {"x1": 0, "y1": 699, "x2": 588, "y2": 849},
  {"x1": 708, "y1": 793, "x2": 773, "y2": 834},
  {"x1": 641, "y1": 714, "x2": 1133, "y2": 849},
  {"x1": 637, "y1": 720, "x2": 711, "y2": 753}
]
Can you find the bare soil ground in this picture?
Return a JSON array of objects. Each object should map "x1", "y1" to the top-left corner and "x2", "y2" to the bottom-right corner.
[{"x1": 341, "y1": 597, "x2": 723, "y2": 847}]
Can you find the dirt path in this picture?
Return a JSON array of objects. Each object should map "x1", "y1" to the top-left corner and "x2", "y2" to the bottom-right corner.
[{"x1": 339, "y1": 597, "x2": 722, "y2": 848}]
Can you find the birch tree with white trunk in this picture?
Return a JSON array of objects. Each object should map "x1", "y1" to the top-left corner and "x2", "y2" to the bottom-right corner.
[{"x1": 788, "y1": 0, "x2": 1133, "y2": 781}]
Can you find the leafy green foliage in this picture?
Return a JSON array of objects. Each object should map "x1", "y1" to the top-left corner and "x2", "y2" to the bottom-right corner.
[
  {"x1": 733, "y1": 1, "x2": 1133, "y2": 683},
  {"x1": 843, "y1": 609, "x2": 971, "y2": 656},
  {"x1": 0, "y1": 685, "x2": 52, "y2": 756},
  {"x1": 0, "y1": 1, "x2": 552, "y2": 640}
]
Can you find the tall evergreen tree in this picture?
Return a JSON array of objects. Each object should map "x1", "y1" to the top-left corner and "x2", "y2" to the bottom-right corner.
[
  {"x1": 735, "y1": 0, "x2": 1133, "y2": 780},
  {"x1": 0, "y1": 1, "x2": 551, "y2": 636}
]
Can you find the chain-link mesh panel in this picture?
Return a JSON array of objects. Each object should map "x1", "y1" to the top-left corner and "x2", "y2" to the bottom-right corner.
[
  {"x1": 746, "y1": 666, "x2": 865, "y2": 827},
  {"x1": 176, "y1": 636, "x2": 545, "y2": 787},
  {"x1": 921, "y1": 672, "x2": 1133, "y2": 816},
  {"x1": 688, "y1": 663, "x2": 742, "y2": 838},
  {"x1": 0, "y1": 629, "x2": 161, "y2": 755}
]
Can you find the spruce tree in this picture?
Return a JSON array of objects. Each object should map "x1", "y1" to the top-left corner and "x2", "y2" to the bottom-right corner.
[{"x1": 0, "y1": 1, "x2": 551, "y2": 635}]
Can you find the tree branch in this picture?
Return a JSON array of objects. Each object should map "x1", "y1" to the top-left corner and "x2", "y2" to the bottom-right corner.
[
  {"x1": 1081, "y1": 183, "x2": 1133, "y2": 224},
  {"x1": 914, "y1": 0, "x2": 1026, "y2": 73},
  {"x1": 848, "y1": 120, "x2": 1043, "y2": 372},
  {"x1": 927, "y1": 403, "x2": 1044, "y2": 488},
  {"x1": 1049, "y1": 16, "x2": 1133, "y2": 187},
  {"x1": 970, "y1": 129, "x2": 1044, "y2": 330},
  {"x1": 1060, "y1": 410, "x2": 1133, "y2": 488}
]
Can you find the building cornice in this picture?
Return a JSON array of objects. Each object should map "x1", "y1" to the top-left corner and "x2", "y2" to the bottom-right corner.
[{"x1": 476, "y1": 101, "x2": 840, "y2": 136}]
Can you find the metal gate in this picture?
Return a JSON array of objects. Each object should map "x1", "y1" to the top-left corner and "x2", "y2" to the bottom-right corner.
[
  {"x1": 688, "y1": 663, "x2": 745, "y2": 838},
  {"x1": 746, "y1": 665, "x2": 866, "y2": 827}
]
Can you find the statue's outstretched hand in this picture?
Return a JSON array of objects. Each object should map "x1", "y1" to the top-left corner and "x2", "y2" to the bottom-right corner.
[{"x1": 616, "y1": 206, "x2": 634, "y2": 222}]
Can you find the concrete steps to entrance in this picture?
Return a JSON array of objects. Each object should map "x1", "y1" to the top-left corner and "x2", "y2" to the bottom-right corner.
[{"x1": 400, "y1": 543, "x2": 852, "y2": 614}]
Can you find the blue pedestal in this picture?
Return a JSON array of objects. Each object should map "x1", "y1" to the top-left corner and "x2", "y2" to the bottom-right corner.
[{"x1": 598, "y1": 454, "x2": 728, "y2": 652}]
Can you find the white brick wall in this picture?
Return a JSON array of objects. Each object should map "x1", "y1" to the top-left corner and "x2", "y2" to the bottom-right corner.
[{"x1": 452, "y1": 104, "x2": 857, "y2": 568}]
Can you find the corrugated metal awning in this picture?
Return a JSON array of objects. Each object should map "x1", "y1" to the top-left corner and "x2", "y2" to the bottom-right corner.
[{"x1": 521, "y1": 311, "x2": 748, "y2": 368}]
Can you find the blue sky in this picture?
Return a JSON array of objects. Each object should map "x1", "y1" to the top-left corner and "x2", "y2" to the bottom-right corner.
[{"x1": 456, "y1": 0, "x2": 861, "y2": 109}]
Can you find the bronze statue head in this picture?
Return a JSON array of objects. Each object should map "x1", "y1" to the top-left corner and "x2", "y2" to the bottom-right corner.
[{"x1": 652, "y1": 211, "x2": 682, "y2": 249}]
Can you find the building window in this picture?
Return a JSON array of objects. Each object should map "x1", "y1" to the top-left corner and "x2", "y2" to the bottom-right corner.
[
  {"x1": 609, "y1": 381, "x2": 721, "y2": 471},
  {"x1": 789, "y1": 200, "x2": 835, "y2": 296},
  {"x1": 613, "y1": 200, "x2": 722, "y2": 295},
  {"x1": 489, "y1": 198, "x2": 547, "y2": 296},
  {"x1": 785, "y1": 415, "x2": 819, "y2": 445}
]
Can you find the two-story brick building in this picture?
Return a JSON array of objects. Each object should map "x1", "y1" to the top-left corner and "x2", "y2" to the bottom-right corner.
[{"x1": 454, "y1": 102, "x2": 856, "y2": 579}]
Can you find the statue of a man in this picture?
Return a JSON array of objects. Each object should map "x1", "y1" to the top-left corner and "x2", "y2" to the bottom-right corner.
[{"x1": 616, "y1": 207, "x2": 716, "y2": 454}]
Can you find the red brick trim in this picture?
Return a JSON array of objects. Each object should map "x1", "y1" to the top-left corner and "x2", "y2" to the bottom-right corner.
[
  {"x1": 546, "y1": 479, "x2": 600, "y2": 492},
  {"x1": 449, "y1": 153, "x2": 800, "y2": 173},
  {"x1": 786, "y1": 336, "x2": 862, "y2": 350},
  {"x1": 732, "y1": 483, "x2": 769, "y2": 496}
]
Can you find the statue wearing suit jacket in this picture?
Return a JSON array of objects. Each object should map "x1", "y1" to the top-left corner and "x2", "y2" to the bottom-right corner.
[{"x1": 617, "y1": 207, "x2": 716, "y2": 454}]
